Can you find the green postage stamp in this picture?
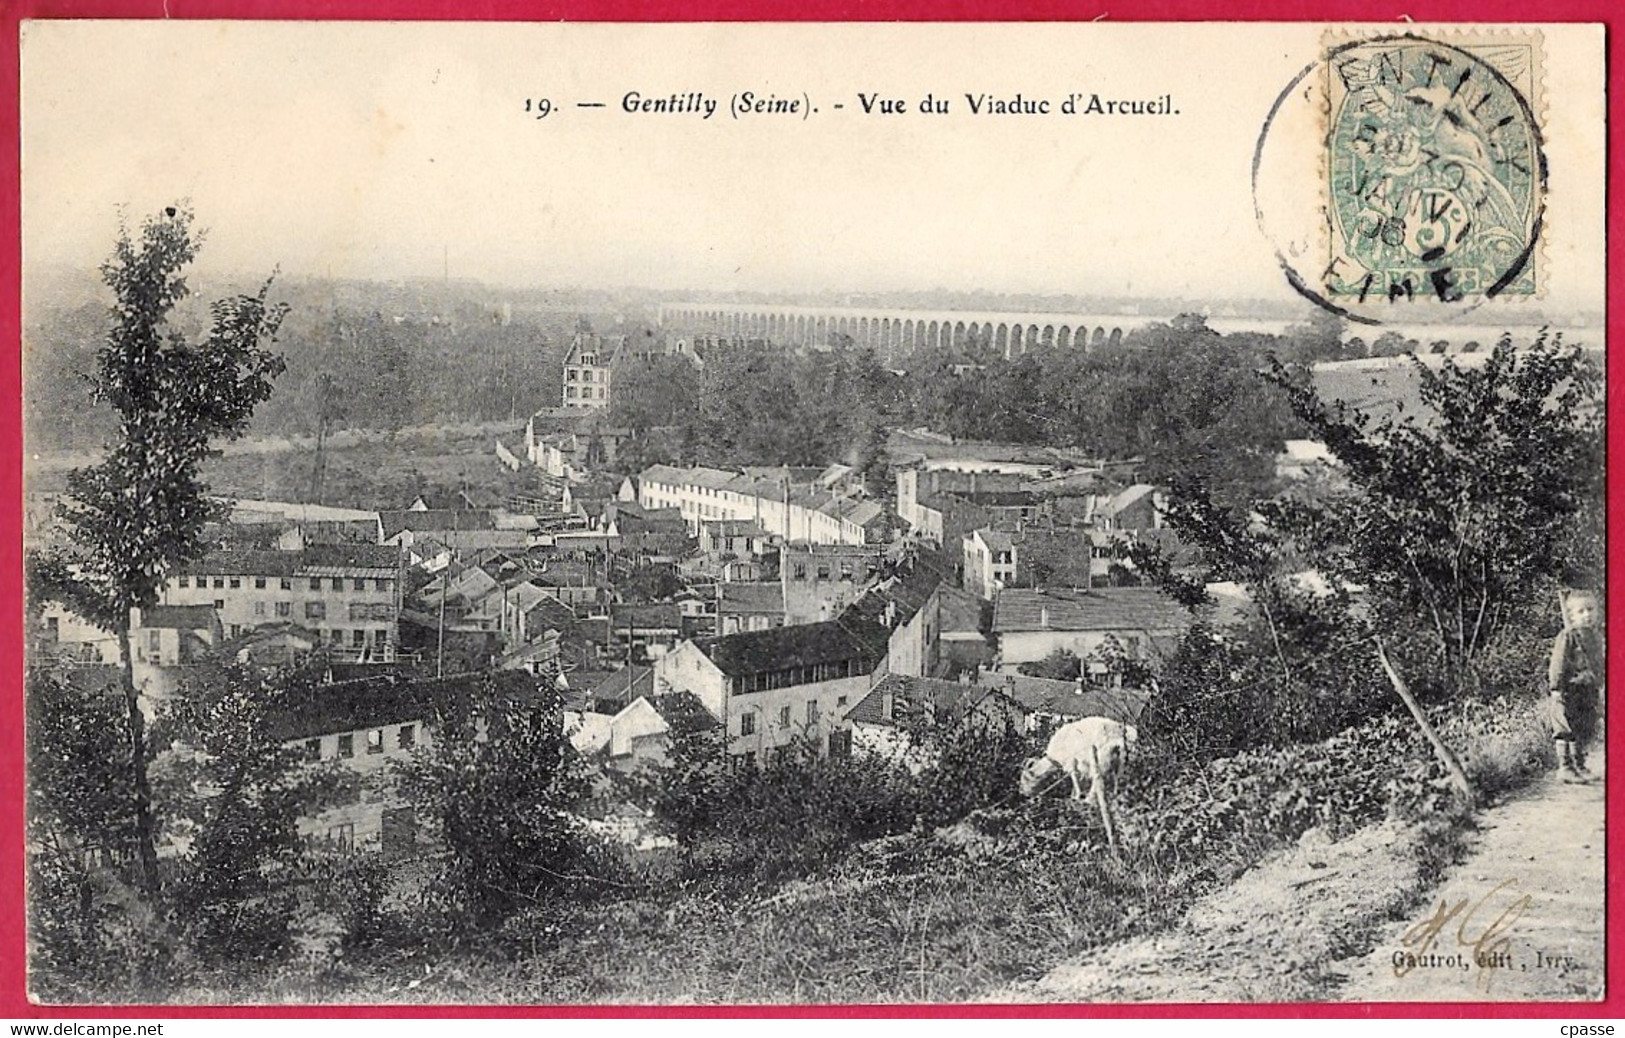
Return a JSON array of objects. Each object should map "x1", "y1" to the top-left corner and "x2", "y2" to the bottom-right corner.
[{"x1": 1321, "y1": 32, "x2": 1545, "y2": 307}]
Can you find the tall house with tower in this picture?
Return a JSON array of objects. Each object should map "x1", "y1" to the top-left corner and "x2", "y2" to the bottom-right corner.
[{"x1": 562, "y1": 332, "x2": 626, "y2": 410}]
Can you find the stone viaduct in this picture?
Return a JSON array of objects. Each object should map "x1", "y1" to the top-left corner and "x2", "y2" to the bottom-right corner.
[{"x1": 658, "y1": 302, "x2": 1295, "y2": 361}]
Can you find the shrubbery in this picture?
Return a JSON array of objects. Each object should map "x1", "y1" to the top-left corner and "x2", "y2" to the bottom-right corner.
[{"x1": 642, "y1": 709, "x2": 1036, "y2": 886}]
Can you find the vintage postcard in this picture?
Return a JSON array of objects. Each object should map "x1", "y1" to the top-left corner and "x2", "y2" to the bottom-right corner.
[{"x1": 16, "y1": 21, "x2": 1608, "y2": 1008}]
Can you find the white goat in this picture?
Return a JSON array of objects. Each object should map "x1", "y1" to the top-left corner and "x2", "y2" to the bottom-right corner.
[{"x1": 1019, "y1": 716, "x2": 1138, "y2": 852}]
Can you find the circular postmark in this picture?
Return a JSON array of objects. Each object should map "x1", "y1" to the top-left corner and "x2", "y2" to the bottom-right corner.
[{"x1": 1253, "y1": 34, "x2": 1546, "y2": 325}]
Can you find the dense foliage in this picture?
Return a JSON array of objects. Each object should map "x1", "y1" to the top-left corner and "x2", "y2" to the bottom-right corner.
[
  {"x1": 152, "y1": 663, "x2": 359, "y2": 964},
  {"x1": 1263, "y1": 333, "x2": 1603, "y2": 694},
  {"x1": 34, "y1": 207, "x2": 287, "y2": 896},
  {"x1": 603, "y1": 315, "x2": 1319, "y2": 502},
  {"x1": 395, "y1": 672, "x2": 606, "y2": 926}
]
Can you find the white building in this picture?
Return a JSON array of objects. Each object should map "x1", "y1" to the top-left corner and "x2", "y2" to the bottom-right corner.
[{"x1": 637, "y1": 464, "x2": 868, "y2": 546}]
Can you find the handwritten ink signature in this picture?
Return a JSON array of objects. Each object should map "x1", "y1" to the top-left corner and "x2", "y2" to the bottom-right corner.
[{"x1": 1392, "y1": 878, "x2": 1531, "y2": 992}]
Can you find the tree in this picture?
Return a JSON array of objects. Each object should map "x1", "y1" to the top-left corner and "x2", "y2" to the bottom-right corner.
[
  {"x1": 39, "y1": 207, "x2": 287, "y2": 895},
  {"x1": 1265, "y1": 332, "x2": 1603, "y2": 693},
  {"x1": 24, "y1": 667, "x2": 147, "y2": 996},
  {"x1": 1017, "y1": 648, "x2": 1082, "y2": 681},
  {"x1": 150, "y1": 662, "x2": 355, "y2": 963},
  {"x1": 396, "y1": 672, "x2": 603, "y2": 926}
]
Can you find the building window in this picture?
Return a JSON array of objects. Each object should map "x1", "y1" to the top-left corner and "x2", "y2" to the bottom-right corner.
[
  {"x1": 178, "y1": 576, "x2": 190, "y2": 588},
  {"x1": 213, "y1": 577, "x2": 225, "y2": 589},
  {"x1": 367, "y1": 728, "x2": 384, "y2": 755},
  {"x1": 740, "y1": 712, "x2": 756, "y2": 737},
  {"x1": 303, "y1": 738, "x2": 321, "y2": 762},
  {"x1": 338, "y1": 734, "x2": 354, "y2": 759},
  {"x1": 228, "y1": 578, "x2": 241, "y2": 589},
  {"x1": 331, "y1": 578, "x2": 345, "y2": 591},
  {"x1": 213, "y1": 599, "x2": 224, "y2": 610},
  {"x1": 305, "y1": 601, "x2": 326, "y2": 620},
  {"x1": 329, "y1": 629, "x2": 343, "y2": 645},
  {"x1": 807, "y1": 700, "x2": 820, "y2": 725},
  {"x1": 376, "y1": 579, "x2": 391, "y2": 593},
  {"x1": 310, "y1": 578, "x2": 322, "y2": 591},
  {"x1": 793, "y1": 563, "x2": 807, "y2": 580},
  {"x1": 399, "y1": 724, "x2": 416, "y2": 749},
  {"x1": 353, "y1": 630, "x2": 366, "y2": 648},
  {"x1": 281, "y1": 577, "x2": 292, "y2": 590},
  {"x1": 146, "y1": 630, "x2": 162, "y2": 654},
  {"x1": 583, "y1": 370, "x2": 594, "y2": 383},
  {"x1": 778, "y1": 705, "x2": 791, "y2": 728},
  {"x1": 837, "y1": 696, "x2": 848, "y2": 709},
  {"x1": 230, "y1": 624, "x2": 242, "y2": 638},
  {"x1": 254, "y1": 576, "x2": 267, "y2": 589},
  {"x1": 253, "y1": 601, "x2": 266, "y2": 617},
  {"x1": 327, "y1": 823, "x2": 354, "y2": 851},
  {"x1": 817, "y1": 565, "x2": 831, "y2": 580},
  {"x1": 567, "y1": 369, "x2": 577, "y2": 381},
  {"x1": 840, "y1": 562, "x2": 853, "y2": 580},
  {"x1": 353, "y1": 579, "x2": 366, "y2": 592},
  {"x1": 276, "y1": 601, "x2": 291, "y2": 618},
  {"x1": 829, "y1": 728, "x2": 853, "y2": 758}
]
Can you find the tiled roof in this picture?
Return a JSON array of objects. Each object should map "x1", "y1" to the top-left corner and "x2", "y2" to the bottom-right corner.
[
  {"x1": 420, "y1": 567, "x2": 498, "y2": 607},
  {"x1": 589, "y1": 665, "x2": 656, "y2": 707},
  {"x1": 222, "y1": 498, "x2": 380, "y2": 524},
  {"x1": 265, "y1": 670, "x2": 543, "y2": 743},
  {"x1": 992, "y1": 676, "x2": 1148, "y2": 724},
  {"x1": 138, "y1": 605, "x2": 217, "y2": 630},
  {"x1": 842, "y1": 564, "x2": 942, "y2": 632},
  {"x1": 174, "y1": 545, "x2": 399, "y2": 578},
  {"x1": 522, "y1": 592, "x2": 579, "y2": 632},
  {"x1": 612, "y1": 602, "x2": 683, "y2": 630},
  {"x1": 1106, "y1": 484, "x2": 1157, "y2": 515},
  {"x1": 841, "y1": 500, "x2": 886, "y2": 527},
  {"x1": 936, "y1": 586, "x2": 988, "y2": 636},
  {"x1": 380, "y1": 510, "x2": 500, "y2": 538},
  {"x1": 719, "y1": 582, "x2": 784, "y2": 614},
  {"x1": 699, "y1": 616, "x2": 889, "y2": 678},
  {"x1": 846, "y1": 674, "x2": 1023, "y2": 729},
  {"x1": 992, "y1": 587, "x2": 1189, "y2": 634},
  {"x1": 639, "y1": 464, "x2": 692, "y2": 486},
  {"x1": 948, "y1": 490, "x2": 1040, "y2": 508},
  {"x1": 973, "y1": 528, "x2": 1014, "y2": 553}
]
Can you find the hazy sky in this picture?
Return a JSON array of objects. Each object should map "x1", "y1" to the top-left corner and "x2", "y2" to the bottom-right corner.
[{"x1": 21, "y1": 21, "x2": 1607, "y2": 311}]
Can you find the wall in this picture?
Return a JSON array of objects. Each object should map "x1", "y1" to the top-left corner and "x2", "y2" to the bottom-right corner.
[
  {"x1": 728, "y1": 674, "x2": 873, "y2": 761},
  {"x1": 641, "y1": 475, "x2": 865, "y2": 546},
  {"x1": 780, "y1": 545, "x2": 879, "y2": 625},
  {"x1": 653, "y1": 640, "x2": 728, "y2": 721},
  {"x1": 292, "y1": 721, "x2": 430, "y2": 855},
  {"x1": 162, "y1": 567, "x2": 400, "y2": 661},
  {"x1": 998, "y1": 629, "x2": 1157, "y2": 669},
  {"x1": 886, "y1": 585, "x2": 941, "y2": 678}
]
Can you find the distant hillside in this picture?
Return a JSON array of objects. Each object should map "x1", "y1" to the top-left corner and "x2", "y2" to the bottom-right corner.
[{"x1": 20, "y1": 271, "x2": 657, "y2": 453}]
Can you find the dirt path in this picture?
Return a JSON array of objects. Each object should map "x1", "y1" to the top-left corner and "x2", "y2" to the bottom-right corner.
[
  {"x1": 993, "y1": 753, "x2": 1605, "y2": 1004},
  {"x1": 1333, "y1": 751, "x2": 1605, "y2": 1003}
]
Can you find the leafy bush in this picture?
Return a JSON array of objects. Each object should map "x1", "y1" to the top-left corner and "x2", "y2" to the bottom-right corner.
[
  {"x1": 395, "y1": 672, "x2": 612, "y2": 926},
  {"x1": 645, "y1": 708, "x2": 1038, "y2": 886}
]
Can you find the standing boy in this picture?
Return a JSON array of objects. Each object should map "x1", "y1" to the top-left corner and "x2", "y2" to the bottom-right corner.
[{"x1": 1549, "y1": 586, "x2": 1604, "y2": 780}]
